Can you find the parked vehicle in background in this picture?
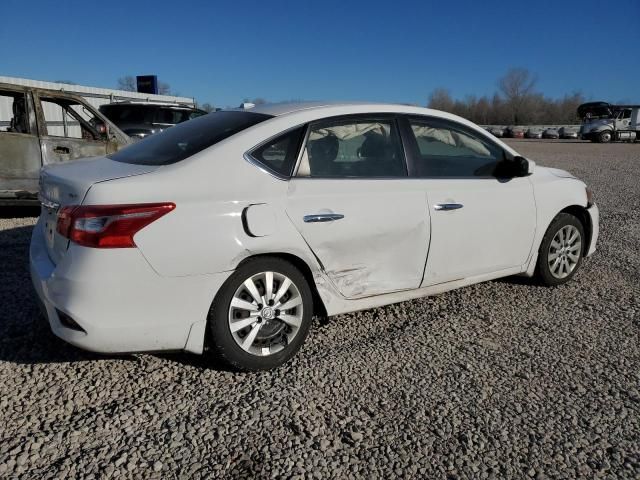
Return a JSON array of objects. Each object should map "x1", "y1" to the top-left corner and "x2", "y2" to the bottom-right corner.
[
  {"x1": 525, "y1": 128, "x2": 543, "y2": 139},
  {"x1": 578, "y1": 102, "x2": 640, "y2": 143},
  {"x1": 504, "y1": 126, "x2": 525, "y2": 138},
  {"x1": 542, "y1": 128, "x2": 559, "y2": 139},
  {"x1": 0, "y1": 82, "x2": 129, "y2": 205},
  {"x1": 489, "y1": 126, "x2": 504, "y2": 137},
  {"x1": 99, "y1": 102, "x2": 206, "y2": 140},
  {"x1": 558, "y1": 127, "x2": 579, "y2": 139},
  {"x1": 31, "y1": 102, "x2": 599, "y2": 371}
]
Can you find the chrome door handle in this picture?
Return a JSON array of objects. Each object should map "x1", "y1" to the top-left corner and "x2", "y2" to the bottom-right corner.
[
  {"x1": 434, "y1": 203, "x2": 463, "y2": 211},
  {"x1": 303, "y1": 213, "x2": 344, "y2": 223}
]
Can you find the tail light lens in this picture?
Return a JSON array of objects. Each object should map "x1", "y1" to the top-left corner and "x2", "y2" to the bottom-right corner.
[{"x1": 56, "y1": 203, "x2": 175, "y2": 248}]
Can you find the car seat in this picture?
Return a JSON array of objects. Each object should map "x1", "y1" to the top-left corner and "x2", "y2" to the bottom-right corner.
[
  {"x1": 357, "y1": 132, "x2": 402, "y2": 176},
  {"x1": 308, "y1": 134, "x2": 339, "y2": 176}
]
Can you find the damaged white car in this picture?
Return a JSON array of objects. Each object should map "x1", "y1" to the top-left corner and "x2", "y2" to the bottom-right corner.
[{"x1": 30, "y1": 102, "x2": 599, "y2": 370}]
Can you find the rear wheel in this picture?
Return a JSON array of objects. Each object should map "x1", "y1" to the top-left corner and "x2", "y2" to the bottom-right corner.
[
  {"x1": 208, "y1": 257, "x2": 313, "y2": 371},
  {"x1": 536, "y1": 213, "x2": 585, "y2": 286}
]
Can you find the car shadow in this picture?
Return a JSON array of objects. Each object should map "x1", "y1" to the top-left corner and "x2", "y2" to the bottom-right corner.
[
  {"x1": 155, "y1": 351, "x2": 235, "y2": 372},
  {"x1": 492, "y1": 275, "x2": 540, "y2": 286},
  {"x1": 0, "y1": 222, "x2": 235, "y2": 369},
  {"x1": 0, "y1": 223, "x2": 136, "y2": 365},
  {"x1": 0, "y1": 206, "x2": 40, "y2": 218},
  {"x1": 155, "y1": 314, "x2": 332, "y2": 372}
]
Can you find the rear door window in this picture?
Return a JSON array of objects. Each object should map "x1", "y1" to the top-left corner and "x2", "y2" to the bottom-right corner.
[
  {"x1": 297, "y1": 116, "x2": 407, "y2": 177},
  {"x1": 109, "y1": 111, "x2": 271, "y2": 165}
]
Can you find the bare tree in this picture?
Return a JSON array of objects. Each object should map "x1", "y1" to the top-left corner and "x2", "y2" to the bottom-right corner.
[
  {"x1": 242, "y1": 97, "x2": 267, "y2": 105},
  {"x1": 159, "y1": 82, "x2": 172, "y2": 95},
  {"x1": 117, "y1": 76, "x2": 136, "y2": 92},
  {"x1": 200, "y1": 103, "x2": 215, "y2": 113},
  {"x1": 498, "y1": 68, "x2": 538, "y2": 124},
  {"x1": 428, "y1": 88, "x2": 455, "y2": 112}
]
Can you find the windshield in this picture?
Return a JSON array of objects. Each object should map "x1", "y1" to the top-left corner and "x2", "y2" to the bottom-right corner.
[{"x1": 109, "y1": 111, "x2": 271, "y2": 165}]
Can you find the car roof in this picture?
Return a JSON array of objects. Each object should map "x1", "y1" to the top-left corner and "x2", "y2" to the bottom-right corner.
[
  {"x1": 227, "y1": 101, "x2": 522, "y2": 159},
  {"x1": 244, "y1": 101, "x2": 421, "y2": 117}
]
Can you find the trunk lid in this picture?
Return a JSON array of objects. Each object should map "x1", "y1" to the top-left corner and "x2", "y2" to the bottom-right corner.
[{"x1": 39, "y1": 156, "x2": 159, "y2": 265}]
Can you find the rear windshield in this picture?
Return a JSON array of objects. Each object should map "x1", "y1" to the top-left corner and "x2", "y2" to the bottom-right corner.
[
  {"x1": 109, "y1": 111, "x2": 272, "y2": 165},
  {"x1": 101, "y1": 105, "x2": 151, "y2": 123}
]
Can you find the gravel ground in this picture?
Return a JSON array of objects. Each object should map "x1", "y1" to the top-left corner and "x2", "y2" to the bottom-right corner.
[{"x1": 0, "y1": 140, "x2": 638, "y2": 479}]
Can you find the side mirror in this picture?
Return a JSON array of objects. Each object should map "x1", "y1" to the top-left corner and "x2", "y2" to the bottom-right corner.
[
  {"x1": 512, "y1": 155, "x2": 531, "y2": 177},
  {"x1": 495, "y1": 155, "x2": 533, "y2": 178}
]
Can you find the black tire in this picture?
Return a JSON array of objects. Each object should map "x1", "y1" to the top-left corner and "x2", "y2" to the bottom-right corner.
[
  {"x1": 536, "y1": 213, "x2": 585, "y2": 287},
  {"x1": 598, "y1": 130, "x2": 612, "y2": 143},
  {"x1": 207, "y1": 257, "x2": 313, "y2": 371}
]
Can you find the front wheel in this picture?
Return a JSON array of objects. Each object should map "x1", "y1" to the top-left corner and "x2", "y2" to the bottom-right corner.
[
  {"x1": 598, "y1": 130, "x2": 613, "y2": 143},
  {"x1": 208, "y1": 257, "x2": 313, "y2": 371},
  {"x1": 536, "y1": 213, "x2": 585, "y2": 286}
]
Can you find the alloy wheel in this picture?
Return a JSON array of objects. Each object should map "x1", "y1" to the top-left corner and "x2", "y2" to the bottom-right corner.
[
  {"x1": 547, "y1": 225, "x2": 582, "y2": 279},
  {"x1": 228, "y1": 271, "x2": 303, "y2": 356}
]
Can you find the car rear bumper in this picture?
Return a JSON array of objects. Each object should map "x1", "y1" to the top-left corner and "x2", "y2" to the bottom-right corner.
[{"x1": 29, "y1": 219, "x2": 230, "y2": 355}]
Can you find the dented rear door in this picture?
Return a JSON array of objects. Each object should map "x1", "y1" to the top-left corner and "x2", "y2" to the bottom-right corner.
[{"x1": 286, "y1": 179, "x2": 430, "y2": 299}]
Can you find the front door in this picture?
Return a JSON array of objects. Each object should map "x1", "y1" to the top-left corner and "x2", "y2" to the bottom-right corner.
[
  {"x1": 286, "y1": 115, "x2": 430, "y2": 299},
  {"x1": 403, "y1": 115, "x2": 536, "y2": 286}
]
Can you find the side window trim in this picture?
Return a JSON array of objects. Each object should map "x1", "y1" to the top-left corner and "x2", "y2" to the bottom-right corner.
[
  {"x1": 295, "y1": 113, "x2": 409, "y2": 179},
  {"x1": 245, "y1": 123, "x2": 308, "y2": 180},
  {"x1": 401, "y1": 114, "x2": 507, "y2": 179}
]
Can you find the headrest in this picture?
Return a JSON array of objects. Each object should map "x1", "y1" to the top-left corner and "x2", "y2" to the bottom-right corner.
[{"x1": 309, "y1": 134, "x2": 339, "y2": 163}]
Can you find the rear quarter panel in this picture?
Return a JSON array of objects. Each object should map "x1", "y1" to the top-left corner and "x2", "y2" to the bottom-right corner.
[{"x1": 83, "y1": 136, "x2": 322, "y2": 278}]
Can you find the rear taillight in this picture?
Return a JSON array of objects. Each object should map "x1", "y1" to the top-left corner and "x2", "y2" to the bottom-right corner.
[{"x1": 56, "y1": 203, "x2": 175, "y2": 248}]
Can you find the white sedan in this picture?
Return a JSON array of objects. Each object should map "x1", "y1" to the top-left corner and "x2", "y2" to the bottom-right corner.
[{"x1": 30, "y1": 102, "x2": 599, "y2": 371}]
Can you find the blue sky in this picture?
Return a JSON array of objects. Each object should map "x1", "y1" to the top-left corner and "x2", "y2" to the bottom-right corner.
[{"x1": 2, "y1": 0, "x2": 639, "y2": 107}]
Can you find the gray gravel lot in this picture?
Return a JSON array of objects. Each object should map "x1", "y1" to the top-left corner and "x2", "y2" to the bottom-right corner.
[{"x1": 0, "y1": 139, "x2": 639, "y2": 479}]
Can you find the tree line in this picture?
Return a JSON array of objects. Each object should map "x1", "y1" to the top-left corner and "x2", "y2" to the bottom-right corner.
[
  {"x1": 428, "y1": 68, "x2": 585, "y2": 125},
  {"x1": 116, "y1": 68, "x2": 588, "y2": 123}
]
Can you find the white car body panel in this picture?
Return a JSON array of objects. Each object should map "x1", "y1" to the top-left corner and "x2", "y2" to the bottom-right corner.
[
  {"x1": 29, "y1": 102, "x2": 599, "y2": 355},
  {"x1": 30, "y1": 219, "x2": 230, "y2": 354},
  {"x1": 419, "y1": 176, "x2": 536, "y2": 285},
  {"x1": 286, "y1": 178, "x2": 429, "y2": 298}
]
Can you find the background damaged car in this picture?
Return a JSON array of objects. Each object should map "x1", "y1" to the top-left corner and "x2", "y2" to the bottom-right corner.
[{"x1": 0, "y1": 82, "x2": 129, "y2": 205}]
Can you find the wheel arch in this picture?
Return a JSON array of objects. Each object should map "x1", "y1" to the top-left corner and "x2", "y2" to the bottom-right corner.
[
  {"x1": 524, "y1": 203, "x2": 592, "y2": 277},
  {"x1": 558, "y1": 205, "x2": 592, "y2": 256},
  {"x1": 235, "y1": 252, "x2": 328, "y2": 318}
]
